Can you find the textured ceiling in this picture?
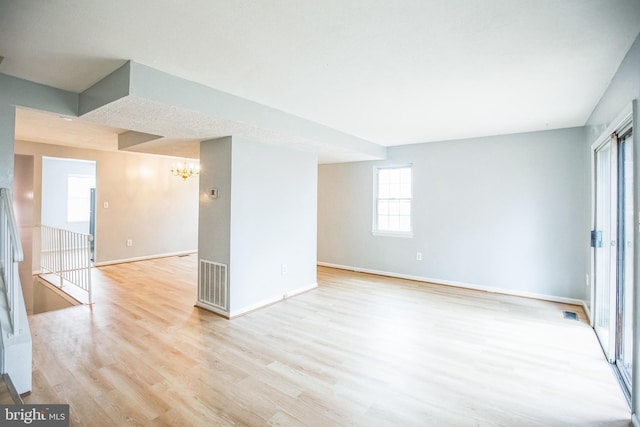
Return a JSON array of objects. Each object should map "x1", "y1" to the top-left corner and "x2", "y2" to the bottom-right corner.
[
  {"x1": 15, "y1": 108, "x2": 123, "y2": 151},
  {"x1": 2, "y1": 0, "x2": 640, "y2": 156}
]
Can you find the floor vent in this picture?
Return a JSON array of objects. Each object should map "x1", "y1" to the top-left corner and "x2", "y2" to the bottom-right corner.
[
  {"x1": 563, "y1": 311, "x2": 578, "y2": 321},
  {"x1": 198, "y1": 259, "x2": 229, "y2": 312}
]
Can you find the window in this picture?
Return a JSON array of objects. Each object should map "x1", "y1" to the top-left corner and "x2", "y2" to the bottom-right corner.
[
  {"x1": 373, "y1": 165, "x2": 412, "y2": 237},
  {"x1": 67, "y1": 174, "x2": 95, "y2": 222}
]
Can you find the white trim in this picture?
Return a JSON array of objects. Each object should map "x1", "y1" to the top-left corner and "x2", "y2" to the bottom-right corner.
[
  {"x1": 195, "y1": 301, "x2": 229, "y2": 318},
  {"x1": 372, "y1": 164, "x2": 414, "y2": 236},
  {"x1": 317, "y1": 262, "x2": 585, "y2": 306},
  {"x1": 93, "y1": 250, "x2": 197, "y2": 267},
  {"x1": 284, "y1": 282, "x2": 318, "y2": 298},
  {"x1": 371, "y1": 231, "x2": 414, "y2": 238},
  {"x1": 199, "y1": 282, "x2": 318, "y2": 319},
  {"x1": 591, "y1": 104, "x2": 633, "y2": 150},
  {"x1": 229, "y1": 295, "x2": 284, "y2": 318},
  {"x1": 581, "y1": 300, "x2": 592, "y2": 325}
]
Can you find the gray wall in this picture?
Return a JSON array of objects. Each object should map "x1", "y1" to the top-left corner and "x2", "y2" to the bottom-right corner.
[
  {"x1": 0, "y1": 105, "x2": 16, "y2": 189},
  {"x1": 199, "y1": 137, "x2": 233, "y2": 267},
  {"x1": 318, "y1": 127, "x2": 588, "y2": 300},
  {"x1": 586, "y1": 33, "x2": 640, "y2": 139},
  {"x1": 15, "y1": 140, "x2": 199, "y2": 266},
  {"x1": 0, "y1": 73, "x2": 78, "y2": 190},
  {"x1": 199, "y1": 136, "x2": 318, "y2": 316}
]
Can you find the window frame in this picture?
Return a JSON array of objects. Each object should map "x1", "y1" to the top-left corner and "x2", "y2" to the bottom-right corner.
[{"x1": 372, "y1": 164, "x2": 414, "y2": 238}]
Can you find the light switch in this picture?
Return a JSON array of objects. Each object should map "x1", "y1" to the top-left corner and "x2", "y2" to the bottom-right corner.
[{"x1": 103, "y1": 202, "x2": 109, "y2": 209}]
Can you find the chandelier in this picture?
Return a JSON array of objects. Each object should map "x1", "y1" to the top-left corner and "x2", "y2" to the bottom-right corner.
[{"x1": 171, "y1": 162, "x2": 200, "y2": 180}]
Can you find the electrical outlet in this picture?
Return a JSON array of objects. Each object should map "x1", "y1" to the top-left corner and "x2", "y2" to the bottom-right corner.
[
  {"x1": 416, "y1": 252, "x2": 422, "y2": 261},
  {"x1": 126, "y1": 239, "x2": 133, "y2": 247},
  {"x1": 281, "y1": 264, "x2": 288, "y2": 275}
]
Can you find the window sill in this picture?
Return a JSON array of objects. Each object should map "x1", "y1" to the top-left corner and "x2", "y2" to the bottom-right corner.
[{"x1": 371, "y1": 231, "x2": 414, "y2": 239}]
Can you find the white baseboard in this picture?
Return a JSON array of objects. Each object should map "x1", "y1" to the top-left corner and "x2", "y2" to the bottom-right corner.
[
  {"x1": 229, "y1": 282, "x2": 318, "y2": 318},
  {"x1": 284, "y1": 282, "x2": 318, "y2": 298},
  {"x1": 230, "y1": 295, "x2": 284, "y2": 318},
  {"x1": 581, "y1": 300, "x2": 593, "y2": 325},
  {"x1": 195, "y1": 301, "x2": 229, "y2": 319},
  {"x1": 94, "y1": 250, "x2": 197, "y2": 267},
  {"x1": 317, "y1": 262, "x2": 585, "y2": 307}
]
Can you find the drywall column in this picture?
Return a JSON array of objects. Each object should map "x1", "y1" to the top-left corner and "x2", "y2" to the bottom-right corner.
[
  {"x1": 198, "y1": 136, "x2": 318, "y2": 318},
  {"x1": 198, "y1": 136, "x2": 233, "y2": 282}
]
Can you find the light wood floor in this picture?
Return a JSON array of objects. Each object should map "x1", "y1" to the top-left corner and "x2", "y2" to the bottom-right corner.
[{"x1": 25, "y1": 255, "x2": 630, "y2": 426}]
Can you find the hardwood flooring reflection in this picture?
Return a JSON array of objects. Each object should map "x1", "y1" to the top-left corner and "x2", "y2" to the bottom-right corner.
[{"x1": 25, "y1": 256, "x2": 630, "y2": 426}]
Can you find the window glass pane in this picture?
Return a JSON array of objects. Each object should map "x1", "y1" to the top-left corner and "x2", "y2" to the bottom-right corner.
[
  {"x1": 399, "y1": 201, "x2": 411, "y2": 215},
  {"x1": 389, "y1": 216, "x2": 400, "y2": 230},
  {"x1": 390, "y1": 182, "x2": 401, "y2": 197},
  {"x1": 379, "y1": 182, "x2": 389, "y2": 199},
  {"x1": 68, "y1": 175, "x2": 95, "y2": 222},
  {"x1": 389, "y1": 200, "x2": 399, "y2": 215},
  {"x1": 378, "y1": 200, "x2": 389, "y2": 215},
  {"x1": 400, "y1": 182, "x2": 411, "y2": 198},
  {"x1": 378, "y1": 216, "x2": 389, "y2": 230}
]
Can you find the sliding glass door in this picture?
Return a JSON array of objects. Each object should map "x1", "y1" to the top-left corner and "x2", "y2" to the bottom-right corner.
[
  {"x1": 593, "y1": 137, "x2": 617, "y2": 361},
  {"x1": 592, "y1": 119, "x2": 633, "y2": 396}
]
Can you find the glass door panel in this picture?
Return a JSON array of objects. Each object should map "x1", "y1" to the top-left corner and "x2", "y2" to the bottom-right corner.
[
  {"x1": 593, "y1": 140, "x2": 617, "y2": 361},
  {"x1": 592, "y1": 121, "x2": 633, "y2": 399},
  {"x1": 617, "y1": 131, "x2": 633, "y2": 387}
]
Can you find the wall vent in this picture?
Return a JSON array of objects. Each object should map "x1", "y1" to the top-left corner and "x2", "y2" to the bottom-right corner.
[
  {"x1": 562, "y1": 311, "x2": 578, "y2": 321},
  {"x1": 198, "y1": 259, "x2": 228, "y2": 313}
]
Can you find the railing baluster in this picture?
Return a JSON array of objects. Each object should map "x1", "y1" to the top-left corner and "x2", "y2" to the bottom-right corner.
[
  {"x1": 0, "y1": 188, "x2": 24, "y2": 335},
  {"x1": 38, "y1": 224, "x2": 93, "y2": 304}
]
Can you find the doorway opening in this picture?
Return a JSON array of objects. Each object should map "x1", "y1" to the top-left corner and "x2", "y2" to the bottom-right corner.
[
  {"x1": 39, "y1": 157, "x2": 96, "y2": 304},
  {"x1": 41, "y1": 157, "x2": 96, "y2": 254}
]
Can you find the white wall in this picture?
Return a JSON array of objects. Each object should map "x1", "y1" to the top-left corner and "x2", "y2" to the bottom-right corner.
[
  {"x1": 199, "y1": 136, "x2": 318, "y2": 317},
  {"x1": 15, "y1": 140, "x2": 199, "y2": 266},
  {"x1": 318, "y1": 126, "x2": 587, "y2": 301},
  {"x1": 229, "y1": 137, "x2": 317, "y2": 314}
]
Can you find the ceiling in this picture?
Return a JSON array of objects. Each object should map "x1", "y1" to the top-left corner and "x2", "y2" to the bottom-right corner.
[{"x1": 2, "y1": 0, "x2": 640, "y2": 160}]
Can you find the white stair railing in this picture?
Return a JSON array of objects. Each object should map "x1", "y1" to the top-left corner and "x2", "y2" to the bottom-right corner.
[
  {"x1": 39, "y1": 224, "x2": 93, "y2": 304},
  {"x1": 0, "y1": 187, "x2": 32, "y2": 395},
  {"x1": 0, "y1": 188, "x2": 23, "y2": 335}
]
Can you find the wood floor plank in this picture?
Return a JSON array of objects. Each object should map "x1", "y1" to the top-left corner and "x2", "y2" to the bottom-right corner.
[{"x1": 24, "y1": 256, "x2": 630, "y2": 426}]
